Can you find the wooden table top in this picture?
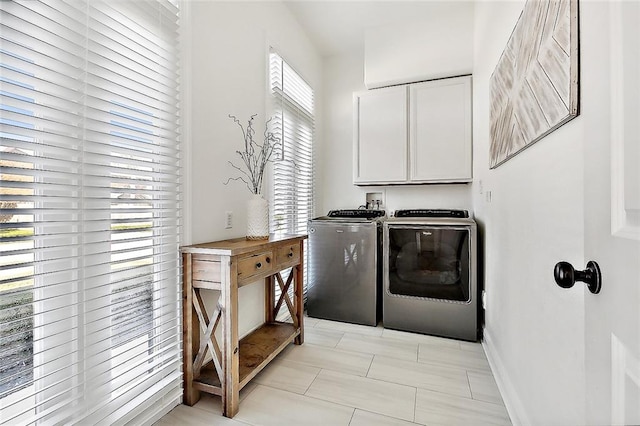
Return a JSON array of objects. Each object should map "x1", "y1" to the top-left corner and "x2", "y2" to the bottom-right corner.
[{"x1": 181, "y1": 233, "x2": 307, "y2": 256}]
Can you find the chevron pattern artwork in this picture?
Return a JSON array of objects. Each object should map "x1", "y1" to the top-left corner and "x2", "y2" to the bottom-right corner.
[{"x1": 489, "y1": 0, "x2": 579, "y2": 169}]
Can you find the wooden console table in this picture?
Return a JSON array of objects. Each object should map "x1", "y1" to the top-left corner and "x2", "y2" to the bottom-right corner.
[{"x1": 181, "y1": 234, "x2": 306, "y2": 418}]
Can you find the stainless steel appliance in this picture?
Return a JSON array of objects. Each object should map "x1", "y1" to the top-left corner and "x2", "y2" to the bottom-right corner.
[
  {"x1": 383, "y1": 209, "x2": 478, "y2": 341},
  {"x1": 307, "y1": 209, "x2": 385, "y2": 326}
]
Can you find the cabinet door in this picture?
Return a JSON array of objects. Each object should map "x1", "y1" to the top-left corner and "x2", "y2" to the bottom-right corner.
[
  {"x1": 409, "y1": 76, "x2": 472, "y2": 182},
  {"x1": 353, "y1": 86, "x2": 408, "y2": 184}
]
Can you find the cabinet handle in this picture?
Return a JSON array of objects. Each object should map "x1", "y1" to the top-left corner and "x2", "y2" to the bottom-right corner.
[{"x1": 256, "y1": 262, "x2": 262, "y2": 269}]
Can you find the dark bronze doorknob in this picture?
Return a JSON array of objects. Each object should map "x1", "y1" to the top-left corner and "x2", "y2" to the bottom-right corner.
[{"x1": 554, "y1": 261, "x2": 602, "y2": 294}]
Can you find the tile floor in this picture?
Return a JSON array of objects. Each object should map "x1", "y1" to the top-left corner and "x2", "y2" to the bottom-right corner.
[{"x1": 155, "y1": 317, "x2": 511, "y2": 426}]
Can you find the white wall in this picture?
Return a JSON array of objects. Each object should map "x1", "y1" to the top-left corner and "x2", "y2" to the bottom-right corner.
[
  {"x1": 364, "y1": 2, "x2": 474, "y2": 88},
  {"x1": 472, "y1": 2, "x2": 586, "y2": 424},
  {"x1": 320, "y1": 49, "x2": 472, "y2": 215},
  {"x1": 187, "y1": 1, "x2": 322, "y2": 336}
]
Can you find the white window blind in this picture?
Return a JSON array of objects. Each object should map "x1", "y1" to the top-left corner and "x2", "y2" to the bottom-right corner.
[
  {"x1": 269, "y1": 51, "x2": 314, "y2": 311},
  {"x1": 269, "y1": 51, "x2": 314, "y2": 236},
  {"x1": 0, "y1": 1, "x2": 182, "y2": 425}
]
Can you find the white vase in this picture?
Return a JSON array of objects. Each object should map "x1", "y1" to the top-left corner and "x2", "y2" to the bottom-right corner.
[{"x1": 246, "y1": 194, "x2": 269, "y2": 240}]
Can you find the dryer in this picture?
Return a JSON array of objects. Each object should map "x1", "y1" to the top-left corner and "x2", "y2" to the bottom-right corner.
[{"x1": 383, "y1": 209, "x2": 478, "y2": 341}]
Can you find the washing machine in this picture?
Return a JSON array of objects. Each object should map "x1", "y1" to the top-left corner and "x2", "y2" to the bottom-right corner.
[
  {"x1": 307, "y1": 209, "x2": 385, "y2": 326},
  {"x1": 383, "y1": 209, "x2": 478, "y2": 341}
]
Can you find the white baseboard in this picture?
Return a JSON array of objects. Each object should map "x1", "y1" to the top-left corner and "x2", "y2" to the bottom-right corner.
[{"x1": 482, "y1": 329, "x2": 531, "y2": 426}]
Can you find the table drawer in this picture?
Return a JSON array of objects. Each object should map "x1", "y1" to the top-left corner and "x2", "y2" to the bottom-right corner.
[
  {"x1": 275, "y1": 242, "x2": 300, "y2": 267},
  {"x1": 237, "y1": 251, "x2": 273, "y2": 281},
  {"x1": 192, "y1": 259, "x2": 221, "y2": 282}
]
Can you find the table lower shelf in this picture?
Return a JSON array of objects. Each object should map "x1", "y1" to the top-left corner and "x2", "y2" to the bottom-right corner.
[{"x1": 194, "y1": 321, "x2": 299, "y2": 395}]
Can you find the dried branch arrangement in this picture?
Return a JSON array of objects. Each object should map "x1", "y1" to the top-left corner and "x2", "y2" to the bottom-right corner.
[{"x1": 224, "y1": 114, "x2": 281, "y2": 195}]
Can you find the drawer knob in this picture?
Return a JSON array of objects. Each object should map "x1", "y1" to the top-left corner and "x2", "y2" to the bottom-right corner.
[
  {"x1": 256, "y1": 262, "x2": 262, "y2": 269},
  {"x1": 266, "y1": 257, "x2": 271, "y2": 263},
  {"x1": 288, "y1": 251, "x2": 294, "y2": 258}
]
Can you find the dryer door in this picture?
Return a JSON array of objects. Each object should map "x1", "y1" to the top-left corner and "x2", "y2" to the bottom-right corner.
[{"x1": 385, "y1": 225, "x2": 471, "y2": 302}]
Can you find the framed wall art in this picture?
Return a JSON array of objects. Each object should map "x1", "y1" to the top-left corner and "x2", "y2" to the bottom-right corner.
[{"x1": 489, "y1": 0, "x2": 579, "y2": 169}]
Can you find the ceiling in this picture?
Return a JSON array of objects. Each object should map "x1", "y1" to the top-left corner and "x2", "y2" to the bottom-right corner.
[{"x1": 283, "y1": 1, "x2": 467, "y2": 57}]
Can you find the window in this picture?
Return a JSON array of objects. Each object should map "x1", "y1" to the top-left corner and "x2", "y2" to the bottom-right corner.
[
  {"x1": 269, "y1": 51, "x2": 314, "y2": 236},
  {"x1": 0, "y1": 1, "x2": 182, "y2": 424},
  {"x1": 269, "y1": 51, "x2": 314, "y2": 310}
]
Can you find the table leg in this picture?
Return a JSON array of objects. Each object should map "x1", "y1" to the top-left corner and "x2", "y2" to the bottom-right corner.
[
  {"x1": 182, "y1": 253, "x2": 201, "y2": 405},
  {"x1": 221, "y1": 255, "x2": 240, "y2": 418},
  {"x1": 265, "y1": 275, "x2": 275, "y2": 323},
  {"x1": 295, "y1": 243, "x2": 305, "y2": 345}
]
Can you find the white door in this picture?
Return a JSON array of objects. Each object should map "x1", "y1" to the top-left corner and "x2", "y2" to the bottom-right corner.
[{"x1": 582, "y1": 2, "x2": 640, "y2": 424}]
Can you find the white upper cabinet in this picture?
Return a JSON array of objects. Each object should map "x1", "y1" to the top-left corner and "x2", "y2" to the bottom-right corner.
[
  {"x1": 409, "y1": 76, "x2": 472, "y2": 182},
  {"x1": 353, "y1": 76, "x2": 472, "y2": 185},
  {"x1": 353, "y1": 85, "x2": 408, "y2": 184}
]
